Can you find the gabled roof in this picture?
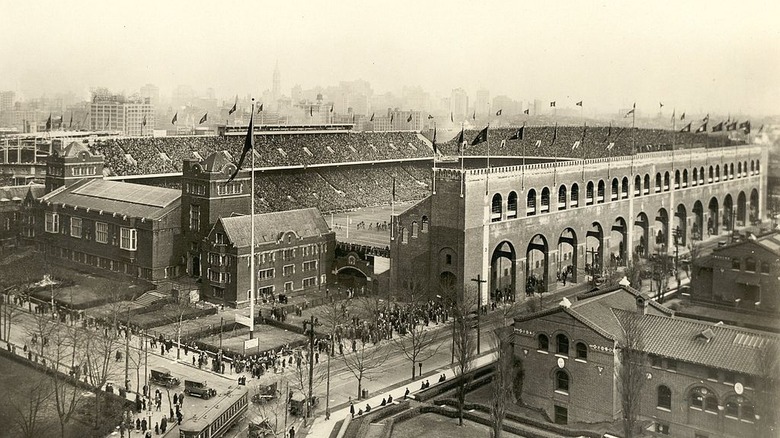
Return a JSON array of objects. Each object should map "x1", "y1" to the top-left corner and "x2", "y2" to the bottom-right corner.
[
  {"x1": 61, "y1": 141, "x2": 92, "y2": 157},
  {"x1": 201, "y1": 151, "x2": 235, "y2": 173},
  {"x1": 40, "y1": 179, "x2": 180, "y2": 220},
  {"x1": 613, "y1": 309, "x2": 780, "y2": 376},
  {"x1": 219, "y1": 207, "x2": 330, "y2": 247},
  {"x1": 0, "y1": 184, "x2": 44, "y2": 202}
]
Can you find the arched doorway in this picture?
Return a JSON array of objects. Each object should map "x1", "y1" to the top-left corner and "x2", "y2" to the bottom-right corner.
[
  {"x1": 337, "y1": 266, "x2": 368, "y2": 289},
  {"x1": 610, "y1": 217, "x2": 627, "y2": 267},
  {"x1": 750, "y1": 189, "x2": 759, "y2": 224},
  {"x1": 491, "y1": 241, "x2": 516, "y2": 303},
  {"x1": 633, "y1": 212, "x2": 649, "y2": 258},
  {"x1": 723, "y1": 194, "x2": 734, "y2": 231},
  {"x1": 192, "y1": 255, "x2": 201, "y2": 277},
  {"x1": 526, "y1": 234, "x2": 549, "y2": 295},
  {"x1": 692, "y1": 201, "x2": 704, "y2": 241},
  {"x1": 654, "y1": 208, "x2": 669, "y2": 253},
  {"x1": 737, "y1": 191, "x2": 747, "y2": 227},
  {"x1": 674, "y1": 204, "x2": 687, "y2": 246},
  {"x1": 557, "y1": 228, "x2": 578, "y2": 284},
  {"x1": 439, "y1": 271, "x2": 457, "y2": 295},
  {"x1": 708, "y1": 197, "x2": 719, "y2": 235},
  {"x1": 586, "y1": 222, "x2": 604, "y2": 279}
]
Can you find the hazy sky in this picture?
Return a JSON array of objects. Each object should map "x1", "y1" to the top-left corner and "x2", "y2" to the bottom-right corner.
[{"x1": 2, "y1": 0, "x2": 779, "y2": 115}]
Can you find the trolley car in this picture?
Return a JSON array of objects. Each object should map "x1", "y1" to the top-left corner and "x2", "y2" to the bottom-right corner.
[{"x1": 179, "y1": 386, "x2": 248, "y2": 438}]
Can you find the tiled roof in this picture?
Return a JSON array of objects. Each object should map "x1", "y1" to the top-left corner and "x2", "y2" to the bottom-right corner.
[
  {"x1": 41, "y1": 179, "x2": 180, "y2": 220},
  {"x1": 220, "y1": 207, "x2": 330, "y2": 247},
  {"x1": 0, "y1": 184, "x2": 44, "y2": 202},
  {"x1": 755, "y1": 232, "x2": 780, "y2": 255},
  {"x1": 201, "y1": 151, "x2": 234, "y2": 173},
  {"x1": 613, "y1": 309, "x2": 780, "y2": 376}
]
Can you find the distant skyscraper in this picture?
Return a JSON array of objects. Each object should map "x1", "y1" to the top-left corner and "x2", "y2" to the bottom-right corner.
[
  {"x1": 0, "y1": 91, "x2": 15, "y2": 112},
  {"x1": 450, "y1": 88, "x2": 469, "y2": 119},
  {"x1": 533, "y1": 99, "x2": 542, "y2": 116},
  {"x1": 475, "y1": 89, "x2": 490, "y2": 117},
  {"x1": 272, "y1": 61, "x2": 281, "y2": 102},
  {"x1": 140, "y1": 84, "x2": 160, "y2": 106},
  {"x1": 89, "y1": 89, "x2": 154, "y2": 136}
]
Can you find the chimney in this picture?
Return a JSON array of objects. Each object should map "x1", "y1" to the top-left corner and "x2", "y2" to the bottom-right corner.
[{"x1": 635, "y1": 294, "x2": 649, "y2": 315}]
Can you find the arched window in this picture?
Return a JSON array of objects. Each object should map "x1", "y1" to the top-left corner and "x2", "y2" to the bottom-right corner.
[
  {"x1": 507, "y1": 192, "x2": 518, "y2": 219},
  {"x1": 555, "y1": 370, "x2": 569, "y2": 392},
  {"x1": 745, "y1": 256, "x2": 756, "y2": 272},
  {"x1": 537, "y1": 334, "x2": 549, "y2": 351},
  {"x1": 570, "y1": 184, "x2": 579, "y2": 207},
  {"x1": 556, "y1": 334, "x2": 569, "y2": 355},
  {"x1": 682, "y1": 169, "x2": 688, "y2": 187},
  {"x1": 715, "y1": 165, "x2": 720, "y2": 181},
  {"x1": 586, "y1": 182, "x2": 594, "y2": 205},
  {"x1": 743, "y1": 161, "x2": 748, "y2": 177},
  {"x1": 540, "y1": 187, "x2": 550, "y2": 213},
  {"x1": 611, "y1": 178, "x2": 619, "y2": 201},
  {"x1": 761, "y1": 261, "x2": 770, "y2": 274},
  {"x1": 644, "y1": 174, "x2": 651, "y2": 194},
  {"x1": 527, "y1": 189, "x2": 537, "y2": 216},
  {"x1": 491, "y1": 193, "x2": 502, "y2": 222},
  {"x1": 401, "y1": 227, "x2": 408, "y2": 244},
  {"x1": 756, "y1": 160, "x2": 760, "y2": 173},
  {"x1": 709, "y1": 166, "x2": 714, "y2": 183},
  {"x1": 575, "y1": 342, "x2": 587, "y2": 360},
  {"x1": 657, "y1": 385, "x2": 672, "y2": 410},
  {"x1": 689, "y1": 387, "x2": 718, "y2": 413},
  {"x1": 411, "y1": 221, "x2": 419, "y2": 238},
  {"x1": 737, "y1": 162, "x2": 742, "y2": 177},
  {"x1": 634, "y1": 175, "x2": 642, "y2": 196},
  {"x1": 663, "y1": 172, "x2": 670, "y2": 191},
  {"x1": 597, "y1": 180, "x2": 605, "y2": 203},
  {"x1": 558, "y1": 185, "x2": 567, "y2": 210},
  {"x1": 750, "y1": 160, "x2": 755, "y2": 175},
  {"x1": 700, "y1": 166, "x2": 705, "y2": 184},
  {"x1": 421, "y1": 216, "x2": 429, "y2": 233},
  {"x1": 655, "y1": 173, "x2": 662, "y2": 192},
  {"x1": 724, "y1": 395, "x2": 755, "y2": 421},
  {"x1": 621, "y1": 177, "x2": 629, "y2": 199},
  {"x1": 674, "y1": 170, "x2": 680, "y2": 189},
  {"x1": 692, "y1": 168, "x2": 699, "y2": 186}
]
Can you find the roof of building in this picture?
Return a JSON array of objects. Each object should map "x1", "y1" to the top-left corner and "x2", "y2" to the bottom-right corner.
[
  {"x1": 613, "y1": 309, "x2": 780, "y2": 376},
  {"x1": 219, "y1": 207, "x2": 330, "y2": 247},
  {"x1": 40, "y1": 179, "x2": 180, "y2": 220},
  {"x1": 0, "y1": 184, "x2": 44, "y2": 202},
  {"x1": 200, "y1": 150, "x2": 235, "y2": 173}
]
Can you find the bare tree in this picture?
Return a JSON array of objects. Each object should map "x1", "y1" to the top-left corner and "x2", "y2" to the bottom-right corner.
[
  {"x1": 392, "y1": 284, "x2": 444, "y2": 380},
  {"x1": 0, "y1": 290, "x2": 22, "y2": 342},
  {"x1": 616, "y1": 312, "x2": 646, "y2": 438},
  {"x1": 288, "y1": 348, "x2": 326, "y2": 427},
  {"x1": 83, "y1": 298, "x2": 125, "y2": 429},
  {"x1": 5, "y1": 375, "x2": 53, "y2": 438},
  {"x1": 489, "y1": 325, "x2": 514, "y2": 438},
  {"x1": 443, "y1": 283, "x2": 476, "y2": 426},
  {"x1": 162, "y1": 293, "x2": 193, "y2": 360},
  {"x1": 756, "y1": 340, "x2": 779, "y2": 438},
  {"x1": 340, "y1": 334, "x2": 390, "y2": 400},
  {"x1": 47, "y1": 323, "x2": 85, "y2": 438}
]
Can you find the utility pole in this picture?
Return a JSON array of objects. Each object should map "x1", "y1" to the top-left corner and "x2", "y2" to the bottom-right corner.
[
  {"x1": 586, "y1": 247, "x2": 599, "y2": 288},
  {"x1": 471, "y1": 275, "x2": 486, "y2": 354},
  {"x1": 144, "y1": 330, "x2": 148, "y2": 390},
  {"x1": 307, "y1": 315, "x2": 315, "y2": 421}
]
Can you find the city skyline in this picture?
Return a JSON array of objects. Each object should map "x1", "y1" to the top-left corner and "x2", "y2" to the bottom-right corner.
[{"x1": 1, "y1": 0, "x2": 779, "y2": 116}]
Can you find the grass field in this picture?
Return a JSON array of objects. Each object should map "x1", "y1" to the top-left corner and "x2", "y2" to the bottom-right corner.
[
  {"x1": 327, "y1": 201, "x2": 417, "y2": 247},
  {"x1": 390, "y1": 412, "x2": 524, "y2": 438},
  {"x1": 199, "y1": 323, "x2": 307, "y2": 355}
]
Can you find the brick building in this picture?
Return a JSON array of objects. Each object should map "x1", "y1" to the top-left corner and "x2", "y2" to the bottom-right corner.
[
  {"x1": 201, "y1": 208, "x2": 335, "y2": 307},
  {"x1": 0, "y1": 184, "x2": 44, "y2": 254},
  {"x1": 512, "y1": 285, "x2": 779, "y2": 437},
  {"x1": 691, "y1": 231, "x2": 780, "y2": 314}
]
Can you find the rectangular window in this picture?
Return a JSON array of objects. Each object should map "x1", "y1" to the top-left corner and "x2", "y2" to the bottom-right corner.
[
  {"x1": 95, "y1": 222, "x2": 108, "y2": 243},
  {"x1": 666, "y1": 360, "x2": 677, "y2": 372},
  {"x1": 258, "y1": 285, "x2": 274, "y2": 295},
  {"x1": 283, "y1": 249, "x2": 295, "y2": 261},
  {"x1": 45, "y1": 212, "x2": 59, "y2": 233},
  {"x1": 284, "y1": 281, "x2": 293, "y2": 292},
  {"x1": 120, "y1": 227, "x2": 137, "y2": 251},
  {"x1": 208, "y1": 269, "x2": 231, "y2": 284},
  {"x1": 70, "y1": 217, "x2": 82, "y2": 238},
  {"x1": 258, "y1": 268, "x2": 275, "y2": 280},
  {"x1": 189, "y1": 204, "x2": 200, "y2": 231},
  {"x1": 283, "y1": 265, "x2": 295, "y2": 277},
  {"x1": 303, "y1": 260, "x2": 317, "y2": 272},
  {"x1": 650, "y1": 355, "x2": 662, "y2": 368},
  {"x1": 303, "y1": 277, "x2": 317, "y2": 288},
  {"x1": 707, "y1": 368, "x2": 718, "y2": 381},
  {"x1": 554, "y1": 406, "x2": 568, "y2": 425},
  {"x1": 214, "y1": 232, "x2": 226, "y2": 245}
]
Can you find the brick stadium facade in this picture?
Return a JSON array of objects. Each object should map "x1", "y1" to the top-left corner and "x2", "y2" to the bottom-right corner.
[{"x1": 390, "y1": 145, "x2": 768, "y2": 304}]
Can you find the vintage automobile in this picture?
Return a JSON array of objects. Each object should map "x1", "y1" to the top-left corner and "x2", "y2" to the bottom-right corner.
[
  {"x1": 184, "y1": 380, "x2": 217, "y2": 399},
  {"x1": 149, "y1": 367, "x2": 180, "y2": 388},
  {"x1": 251, "y1": 382, "x2": 279, "y2": 404},
  {"x1": 289, "y1": 392, "x2": 318, "y2": 416}
]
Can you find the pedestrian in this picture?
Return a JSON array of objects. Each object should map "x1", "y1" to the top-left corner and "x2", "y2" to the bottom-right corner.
[
  {"x1": 173, "y1": 393, "x2": 178, "y2": 405},
  {"x1": 155, "y1": 422, "x2": 159, "y2": 435},
  {"x1": 289, "y1": 426, "x2": 295, "y2": 438},
  {"x1": 350, "y1": 402, "x2": 355, "y2": 418}
]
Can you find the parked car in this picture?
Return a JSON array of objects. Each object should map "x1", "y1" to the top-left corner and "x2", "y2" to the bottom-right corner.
[
  {"x1": 184, "y1": 380, "x2": 217, "y2": 399},
  {"x1": 149, "y1": 367, "x2": 180, "y2": 388}
]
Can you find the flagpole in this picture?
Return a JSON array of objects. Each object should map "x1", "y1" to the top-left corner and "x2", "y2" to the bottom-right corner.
[
  {"x1": 522, "y1": 123, "x2": 526, "y2": 191},
  {"x1": 432, "y1": 122, "x2": 437, "y2": 195},
  {"x1": 460, "y1": 122, "x2": 464, "y2": 198},
  {"x1": 249, "y1": 99, "x2": 256, "y2": 340}
]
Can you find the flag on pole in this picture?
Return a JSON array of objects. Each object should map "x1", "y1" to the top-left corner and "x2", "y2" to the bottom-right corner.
[
  {"x1": 330, "y1": 104, "x2": 334, "y2": 113},
  {"x1": 472, "y1": 111, "x2": 476, "y2": 120},
  {"x1": 427, "y1": 114, "x2": 434, "y2": 119},
  {"x1": 659, "y1": 102, "x2": 664, "y2": 108},
  {"x1": 199, "y1": 113, "x2": 208, "y2": 124},
  {"x1": 69, "y1": 113, "x2": 73, "y2": 128},
  {"x1": 703, "y1": 114, "x2": 709, "y2": 123},
  {"x1": 726, "y1": 121, "x2": 737, "y2": 131},
  {"x1": 551, "y1": 123, "x2": 558, "y2": 145},
  {"x1": 171, "y1": 112, "x2": 178, "y2": 125},
  {"x1": 695, "y1": 122, "x2": 707, "y2": 133},
  {"x1": 228, "y1": 102, "x2": 237, "y2": 116},
  {"x1": 509, "y1": 126, "x2": 524, "y2": 141},
  {"x1": 624, "y1": 103, "x2": 635, "y2": 118},
  {"x1": 390, "y1": 113, "x2": 394, "y2": 123},
  {"x1": 471, "y1": 126, "x2": 488, "y2": 146},
  {"x1": 712, "y1": 122, "x2": 723, "y2": 132},
  {"x1": 671, "y1": 110, "x2": 675, "y2": 121},
  {"x1": 496, "y1": 109, "x2": 502, "y2": 116},
  {"x1": 680, "y1": 122, "x2": 692, "y2": 132},
  {"x1": 407, "y1": 114, "x2": 413, "y2": 123},
  {"x1": 258, "y1": 103, "x2": 264, "y2": 113},
  {"x1": 142, "y1": 115, "x2": 147, "y2": 127},
  {"x1": 680, "y1": 112, "x2": 686, "y2": 121},
  {"x1": 457, "y1": 127, "x2": 465, "y2": 154},
  {"x1": 738, "y1": 121, "x2": 751, "y2": 134},
  {"x1": 450, "y1": 112, "x2": 453, "y2": 122},
  {"x1": 550, "y1": 101, "x2": 556, "y2": 107},
  {"x1": 45, "y1": 114, "x2": 52, "y2": 131},
  {"x1": 758, "y1": 124, "x2": 764, "y2": 133},
  {"x1": 523, "y1": 109, "x2": 530, "y2": 115},
  {"x1": 392, "y1": 175, "x2": 396, "y2": 202},
  {"x1": 227, "y1": 103, "x2": 256, "y2": 183},
  {"x1": 310, "y1": 106, "x2": 313, "y2": 117},
  {"x1": 432, "y1": 126, "x2": 438, "y2": 155},
  {"x1": 370, "y1": 113, "x2": 374, "y2": 122},
  {"x1": 104, "y1": 115, "x2": 110, "y2": 129},
  {"x1": 605, "y1": 122, "x2": 612, "y2": 141},
  {"x1": 576, "y1": 101, "x2": 583, "y2": 107}
]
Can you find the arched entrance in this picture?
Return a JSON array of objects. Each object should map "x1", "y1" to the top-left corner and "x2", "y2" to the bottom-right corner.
[
  {"x1": 692, "y1": 201, "x2": 704, "y2": 241},
  {"x1": 337, "y1": 266, "x2": 368, "y2": 289},
  {"x1": 610, "y1": 217, "x2": 627, "y2": 267},
  {"x1": 633, "y1": 212, "x2": 649, "y2": 258},
  {"x1": 737, "y1": 191, "x2": 747, "y2": 227},
  {"x1": 723, "y1": 194, "x2": 734, "y2": 231},
  {"x1": 192, "y1": 255, "x2": 200, "y2": 277},
  {"x1": 654, "y1": 208, "x2": 669, "y2": 253},
  {"x1": 439, "y1": 271, "x2": 457, "y2": 294},
  {"x1": 557, "y1": 228, "x2": 578, "y2": 284},
  {"x1": 526, "y1": 234, "x2": 549, "y2": 295},
  {"x1": 750, "y1": 189, "x2": 759, "y2": 224},
  {"x1": 674, "y1": 204, "x2": 687, "y2": 246},
  {"x1": 491, "y1": 241, "x2": 516, "y2": 303},
  {"x1": 708, "y1": 197, "x2": 719, "y2": 235},
  {"x1": 586, "y1": 222, "x2": 604, "y2": 279}
]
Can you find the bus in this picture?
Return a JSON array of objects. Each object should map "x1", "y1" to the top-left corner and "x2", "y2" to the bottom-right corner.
[{"x1": 179, "y1": 386, "x2": 249, "y2": 438}]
